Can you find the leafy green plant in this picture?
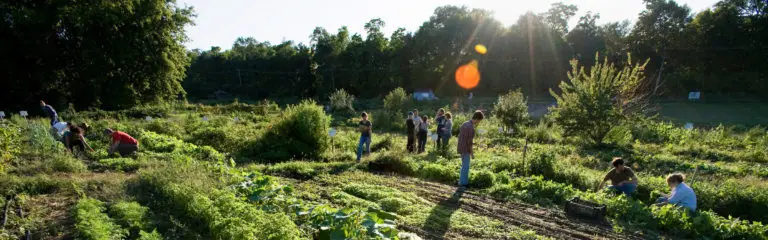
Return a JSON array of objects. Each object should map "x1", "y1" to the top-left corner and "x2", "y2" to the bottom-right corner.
[
  {"x1": 329, "y1": 89, "x2": 356, "y2": 115},
  {"x1": 109, "y1": 201, "x2": 161, "y2": 239},
  {"x1": 549, "y1": 53, "x2": 649, "y2": 144},
  {"x1": 494, "y1": 90, "x2": 529, "y2": 133},
  {"x1": 243, "y1": 100, "x2": 331, "y2": 162},
  {"x1": 73, "y1": 198, "x2": 127, "y2": 240}
]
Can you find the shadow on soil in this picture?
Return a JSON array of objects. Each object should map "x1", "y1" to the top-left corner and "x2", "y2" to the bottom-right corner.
[{"x1": 423, "y1": 187, "x2": 464, "y2": 238}]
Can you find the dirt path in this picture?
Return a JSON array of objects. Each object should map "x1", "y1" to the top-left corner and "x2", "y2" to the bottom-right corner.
[{"x1": 376, "y1": 174, "x2": 641, "y2": 240}]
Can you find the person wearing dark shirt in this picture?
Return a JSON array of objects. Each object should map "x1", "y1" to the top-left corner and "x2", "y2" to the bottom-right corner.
[
  {"x1": 405, "y1": 112, "x2": 416, "y2": 153},
  {"x1": 417, "y1": 115, "x2": 429, "y2": 153},
  {"x1": 63, "y1": 125, "x2": 94, "y2": 153},
  {"x1": 435, "y1": 108, "x2": 447, "y2": 148},
  {"x1": 356, "y1": 112, "x2": 372, "y2": 162},
  {"x1": 40, "y1": 100, "x2": 58, "y2": 126},
  {"x1": 443, "y1": 113, "x2": 454, "y2": 147},
  {"x1": 457, "y1": 111, "x2": 484, "y2": 187},
  {"x1": 597, "y1": 157, "x2": 639, "y2": 196},
  {"x1": 104, "y1": 128, "x2": 139, "y2": 156}
]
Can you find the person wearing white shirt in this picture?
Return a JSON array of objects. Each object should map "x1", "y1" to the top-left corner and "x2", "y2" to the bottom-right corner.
[{"x1": 656, "y1": 173, "x2": 697, "y2": 212}]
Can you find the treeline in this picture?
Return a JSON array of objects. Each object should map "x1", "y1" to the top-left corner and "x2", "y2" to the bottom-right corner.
[
  {"x1": 0, "y1": 0, "x2": 193, "y2": 110},
  {"x1": 185, "y1": 0, "x2": 768, "y2": 100}
]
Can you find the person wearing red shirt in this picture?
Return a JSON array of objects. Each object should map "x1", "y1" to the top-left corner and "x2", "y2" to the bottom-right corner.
[{"x1": 104, "y1": 128, "x2": 139, "y2": 156}]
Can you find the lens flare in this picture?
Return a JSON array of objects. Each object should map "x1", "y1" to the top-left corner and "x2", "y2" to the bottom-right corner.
[
  {"x1": 474, "y1": 44, "x2": 487, "y2": 55},
  {"x1": 455, "y1": 60, "x2": 480, "y2": 90}
]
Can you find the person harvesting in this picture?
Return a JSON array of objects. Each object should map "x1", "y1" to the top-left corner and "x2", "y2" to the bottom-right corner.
[
  {"x1": 40, "y1": 100, "x2": 58, "y2": 126},
  {"x1": 597, "y1": 157, "x2": 639, "y2": 196},
  {"x1": 357, "y1": 112, "x2": 372, "y2": 162},
  {"x1": 656, "y1": 173, "x2": 697, "y2": 212},
  {"x1": 104, "y1": 128, "x2": 139, "y2": 156},
  {"x1": 63, "y1": 125, "x2": 94, "y2": 153},
  {"x1": 457, "y1": 110, "x2": 484, "y2": 187}
]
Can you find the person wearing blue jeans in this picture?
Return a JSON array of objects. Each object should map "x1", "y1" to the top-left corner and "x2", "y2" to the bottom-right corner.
[
  {"x1": 597, "y1": 157, "x2": 639, "y2": 196},
  {"x1": 356, "y1": 112, "x2": 372, "y2": 162},
  {"x1": 456, "y1": 111, "x2": 484, "y2": 187},
  {"x1": 40, "y1": 100, "x2": 58, "y2": 126}
]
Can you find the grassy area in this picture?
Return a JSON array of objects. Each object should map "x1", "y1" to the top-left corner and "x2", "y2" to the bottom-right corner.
[
  {"x1": 1, "y1": 100, "x2": 767, "y2": 239},
  {"x1": 658, "y1": 101, "x2": 768, "y2": 126}
]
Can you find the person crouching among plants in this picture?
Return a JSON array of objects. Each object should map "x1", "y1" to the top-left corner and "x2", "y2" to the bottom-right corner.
[
  {"x1": 656, "y1": 173, "x2": 697, "y2": 212},
  {"x1": 356, "y1": 112, "x2": 372, "y2": 162},
  {"x1": 63, "y1": 124, "x2": 94, "y2": 153},
  {"x1": 104, "y1": 128, "x2": 139, "y2": 156},
  {"x1": 597, "y1": 157, "x2": 639, "y2": 196}
]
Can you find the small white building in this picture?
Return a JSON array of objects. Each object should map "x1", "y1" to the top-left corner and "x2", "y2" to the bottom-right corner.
[{"x1": 413, "y1": 89, "x2": 438, "y2": 101}]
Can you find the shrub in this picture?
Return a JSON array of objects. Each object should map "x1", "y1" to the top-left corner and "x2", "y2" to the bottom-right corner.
[
  {"x1": 378, "y1": 197, "x2": 410, "y2": 213},
  {"x1": 329, "y1": 89, "x2": 355, "y2": 115},
  {"x1": 367, "y1": 152, "x2": 417, "y2": 176},
  {"x1": 419, "y1": 163, "x2": 459, "y2": 184},
  {"x1": 50, "y1": 155, "x2": 88, "y2": 173},
  {"x1": 144, "y1": 119, "x2": 185, "y2": 139},
  {"x1": 494, "y1": 90, "x2": 529, "y2": 133},
  {"x1": 0, "y1": 123, "x2": 22, "y2": 171},
  {"x1": 549, "y1": 53, "x2": 649, "y2": 144},
  {"x1": 95, "y1": 158, "x2": 141, "y2": 172},
  {"x1": 383, "y1": 87, "x2": 411, "y2": 113},
  {"x1": 73, "y1": 198, "x2": 127, "y2": 240},
  {"x1": 265, "y1": 161, "x2": 356, "y2": 180},
  {"x1": 526, "y1": 149, "x2": 555, "y2": 179},
  {"x1": 469, "y1": 170, "x2": 496, "y2": 188},
  {"x1": 243, "y1": 100, "x2": 330, "y2": 162}
]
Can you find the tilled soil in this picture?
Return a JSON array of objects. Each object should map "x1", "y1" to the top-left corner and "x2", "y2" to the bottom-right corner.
[{"x1": 376, "y1": 175, "x2": 643, "y2": 240}]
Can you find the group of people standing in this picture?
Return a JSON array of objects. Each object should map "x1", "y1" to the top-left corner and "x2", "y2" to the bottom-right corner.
[
  {"x1": 355, "y1": 107, "x2": 484, "y2": 187},
  {"x1": 40, "y1": 100, "x2": 139, "y2": 157},
  {"x1": 405, "y1": 108, "x2": 454, "y2": 154}
]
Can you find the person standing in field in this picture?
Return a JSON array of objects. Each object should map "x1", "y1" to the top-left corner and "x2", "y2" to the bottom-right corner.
[
  {"x1": 40, "y1": 100, "x2": 58, "y2": 126},
  {"x1": 435, "y1": 108, "x2": 447, "y2": 147},
  {"x1": 656, "y1": 173, "x2": 697, "y2": 212},
  {"x1": 457, "y1": 110, "x2": 484, "y2": 187},
  {"x1": 104, "y1": 128, "x2": 139, "y2": 156},
  {"x1": 405, "y1": 112, "x2": 416, "y2": 153},
  {"x1": 417, "y1": 115, "x2": 429, "y2": 153},
  {"x1": 356, "y1": 112, "x2": 372, "y2": 162},
  {"x1": 442, "y1": 113, "x2": 453, "y2": 147},
  {"x1": 413, "y1": 109, "x2": 421, "y2": 125},
  {"x1": 597, "y1": 157, "x2": 639, "y2": 196}
]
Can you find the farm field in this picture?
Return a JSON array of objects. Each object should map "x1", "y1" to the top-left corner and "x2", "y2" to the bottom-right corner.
[{"x1": 1, "y1": 98, "x2": 767, "y2": 240}]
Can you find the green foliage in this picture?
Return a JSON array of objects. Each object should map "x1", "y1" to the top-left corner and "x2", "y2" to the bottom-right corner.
[
  {"x1": 367, "y1": 152, "x2": 417, "y2": 176},
  {"x1": 138, "y1": 130, "x2": 226, "y2": 162},
  {"x1": 95, "y1": 158, "x2": 142, "y2": 172},
  {"x1": 549, "y1": 54, "x2": 648, "y2": 144},
  {"x1": 73, "y1": 198, "x2": 127, "y2": 240},
  {"x1": 109, "y1": 201, "x2": 160, "y2": 239},
  {"x1": 0, "y1": 123, "x2": 22, "y2": 172},
  {"x1": 329, "y1": 89, "x2": 356, "y2": 115},
  {"x1": 243, "y1": 100, "x2": 331, "y2": 162},
  {"x1": 469, "y1": 170, "x2": 496, "y2": 189},
  {"x1": 264, "y1": 161, "x2": 356, "y2": 180},
  {"x1": 1, "y1": 0, "x2": 194, "y2": 110},
  {"x1": 419, "y1": 163, "x2": 459, "y2": 184},
  {"x1": 494, "y1": 90, "x2": 529, "y2": 133},
  {"x1": 383, "y1": 88, "x2": 411, "y2": 113}
]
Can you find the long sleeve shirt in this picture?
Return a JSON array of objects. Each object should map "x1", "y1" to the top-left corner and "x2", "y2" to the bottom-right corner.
[
  {"x1": 456, "y1": 121, "x2": 475, "y2": 154},
  {"x1": 668, "y1": 182, "x2": 697, "y2": 212},
  {"x1": 42, "y1": 105, "x2": 57, "y2": 117},
  {"x1": 444, "y1": 120, "x2": 453, "y2": 136}
]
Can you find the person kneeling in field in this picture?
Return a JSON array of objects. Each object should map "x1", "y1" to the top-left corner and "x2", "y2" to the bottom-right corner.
[
  {"x1": 104, "y1": 128, "x2": 139, "y2": 156},
  {"x1": 63, "y1": 125, "x2": 94, "y2": 153},
  {"x1": 656, "y1": 173, "x2": 697, "y2": 212},
  {"x1": 597, "y1": 157, "x2": 639, "y2": 196}
]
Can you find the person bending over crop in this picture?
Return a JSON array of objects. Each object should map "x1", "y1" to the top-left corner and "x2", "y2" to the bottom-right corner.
[
  {"x1": 63, "y1": 125, "x2": 94, "y2": 153},
  {"x1": 40, "y1": 100, "x2": 58, "y2": 126},
  {"x1": 356, "y1": 112, "x2": 372, "y2": 162},
  {"x1": 104, "y1": 128, "x2": 139, "y2": 156},
  {"x1": 656, "y1": 173, "x2": 697, "y2": 212},
  {"x1": 457, "y1": 110, "x2": 484, "y2": 187},
  {"x1": 598, "y1": 157, "x2": 639, "y2": 196},
  {"x1": 405, "y1": 112, "x2": 416, "y2": 153}
]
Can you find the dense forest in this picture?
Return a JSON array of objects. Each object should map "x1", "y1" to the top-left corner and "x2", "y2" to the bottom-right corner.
[
  {"x1": 1, "y1": 0, "x2": 767, "y2": 110},
  {"x1": 185, "y1": 0, "x2": 768, "y2": 100}
]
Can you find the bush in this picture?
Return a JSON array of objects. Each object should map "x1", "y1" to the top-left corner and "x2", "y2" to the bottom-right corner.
[
  {"x1": 494, "y1": 90, "x2": 529, "y2": 133},
  {"x1": 243, "y1": 100, "x2": 330, "y2": 162},
  {"x1": 0, "y1": 123, "x2": 22, "y2": 171},
  {"x1": 469, "y1": 170, "x2": 496, "y2": 188},
  {"x1": 95, "y1": 158, "x2": 141, "y2": 172},
  {"x1": 419, "y1": 163, "x2": 459, "y2": 184},
  {"x1": 378, "y1": 197, "x2": 410, "y2": 213},
  {"x1": 329, "y1": 89, "x2": 355, "y2": 115},
  {"x1": 549, "y1": 54, "x2": 649, "y2": 144},
  {"x1": 367, "y1": 152, "x2": 417, "y2": 176},
  {"x1": 383, "y1": 88, "x2": 411, "y2": 113},
  {"x1": 50, "y1": 155, "x2": 88, "y2": 173},
  {"x1": 73, "y1": 198, "x2": 127, "y2": 240}
]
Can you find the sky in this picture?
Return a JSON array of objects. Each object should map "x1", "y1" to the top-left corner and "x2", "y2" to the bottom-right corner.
[{"x1": 179, "y1": 0, "x2": 719, "y2": 51}]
